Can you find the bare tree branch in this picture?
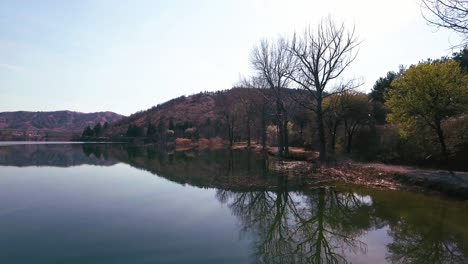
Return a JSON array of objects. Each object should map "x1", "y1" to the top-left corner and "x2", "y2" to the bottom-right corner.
[
  {"x1": 421, "y1": 0, "x2": 468, "y2": 47},
  {"x1": 288, "y1": 17, "x2": 361, "y2": 161},
  {"x1": 251, "y1": 37, "x2": 295, "y2": 157}
]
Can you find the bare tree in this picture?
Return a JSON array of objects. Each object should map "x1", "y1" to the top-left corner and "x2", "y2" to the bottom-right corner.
[
  {"x1": 421, "y1": 0, "x2": 468, "y2": 46},
  {"x1": 340, "y1": 92, "x2": 372, "y2": 154},
  {"x1": 236, "y1": 77, "x2": 271, "y2": 149},
  {"x1": 289, "y1": 17, "x2": 361, "y2": 161},
  {"x1": 251, "y1": 38, "x2": 295, "y2": 157},
  {"x1": 323, "y1": 94, "x2": 343, "y2": 155},
  {"x1": 215, "y1": 91, "x2": 242, "y2": 147}
]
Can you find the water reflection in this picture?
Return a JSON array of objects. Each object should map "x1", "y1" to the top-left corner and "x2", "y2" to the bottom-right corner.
[
  {"x1": 381, "y1": 194, "x2": 467, "y2": 264},
  {"x1": 0, "y1": 143, "x2": 118, "y2": 167},
  {"x1": 386, "y1": 212, "x2": 464, "y2": 263},
  {"x1": 80, "y1": 144, "x2": 303, "y2": 190},
  {"x1": 217, "y1": 187, "x2": 373, "y2": 263},
  {"x1": 218, "y1": 186, "x2": 468, "y2": 263},
  {"x1": 0, "y1": 143, "x2": 466, "y2": 263}
]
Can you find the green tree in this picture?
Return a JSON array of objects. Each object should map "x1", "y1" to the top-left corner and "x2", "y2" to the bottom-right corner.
[
  {"x1": 341, "y1": 92, "x2": 372, "y2": 154},
  {"x1": 146, "y1": 122, "x2": 157, "y2": 137},
  {"x1": 168, "y1": 117, "x2": 175, "y2": 130},
  {"x1": 369, "y1": 67, "x2": 405, "y2": 124},
  {"x1": 452, "y1": 48, "x2": 468, "y2": 73},
  {"x1": 370, "y1": 71, "x2": 399, "y2": 104},
  {"x1": 386, "y1": 60, "x2": 468, "y2": 159},
  {"x1": 157, "y1": 118, "x2": 165, "y2": 134},
  {"x1": 82, "y1": 126, "x2": 94, "y2": 137},
  {"x1": 93, "y1": 123, "x2": 102, "y2": 137},
  {"x1": 126, "y1": 124, "x2": 144, "y2": 137}
]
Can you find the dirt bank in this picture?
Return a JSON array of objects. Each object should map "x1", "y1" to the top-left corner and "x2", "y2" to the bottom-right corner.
[
  {"x1": 273, "y1": 160, "x2": 468, "y2": 200},
  {"x1": 162, "y1": 141, "x2": 468, "y2": 199}
]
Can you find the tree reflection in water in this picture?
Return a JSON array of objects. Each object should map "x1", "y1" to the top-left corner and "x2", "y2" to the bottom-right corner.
[
  {"x1": 217, "y1": 180, "x2": 374, "y2": 263},
  {"x1": 2, "y1": 144, "x2": 466, "y2": 263},
  {"x1": 384, "y1": 204, "x2": 465, "y2": 264}
]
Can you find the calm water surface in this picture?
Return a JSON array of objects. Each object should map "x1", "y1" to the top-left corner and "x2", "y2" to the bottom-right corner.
[{"x1": 0, "y1": 143, "x2": 467, "y2": 264}]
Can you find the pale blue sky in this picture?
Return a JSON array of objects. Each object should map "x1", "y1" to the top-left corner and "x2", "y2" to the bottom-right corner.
[{"x1": 0, "y1": 0, "x2": 461, "y2": 115}]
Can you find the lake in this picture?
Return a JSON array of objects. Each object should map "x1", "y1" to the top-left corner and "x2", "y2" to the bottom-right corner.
[{"x1": 0, "y1": 143, "x2": 467, "y2": 264}]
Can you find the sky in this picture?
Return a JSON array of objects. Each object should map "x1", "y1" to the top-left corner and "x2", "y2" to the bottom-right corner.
[{"x1": 0, "y1": 0, "x2": 462, "y2": 116}]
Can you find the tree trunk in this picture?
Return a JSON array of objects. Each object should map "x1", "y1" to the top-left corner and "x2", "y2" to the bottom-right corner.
[
  {"x1": 330, "y1": 121, "x2": 338, "y2": 155},
  {"x1": 283, "y1": 117, "x2": 289, "y2": 156},
  {"x1": 261, "y1": 110, "x2": 267, "y2": 150},
  {"x1": 346, "y1": 131, "x2": 353, "y2": 154},
  {"x1": 277, "y1": 125, "x2": 284, "y2": 157},
  {"x1": 276, "y1": 99, "x2": 284, "y2": 157},
  {"x1": 299, "y1": 123, "x2": 304, "y2": 142},
  {"x1": 228, "y1": 119, "x2": 234, "y2": 147},
  {"x1": 247, "y1": 115, "x2": 251, "y2": 147},
  {"x1": 316, "y1": 97, "x2": 327, "y2": 161},
  {"x1": 435, "y1": 120, "x2": 448, "y2": 161}
]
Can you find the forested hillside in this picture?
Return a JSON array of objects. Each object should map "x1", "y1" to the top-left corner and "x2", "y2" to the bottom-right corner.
[{"x1": 105, "y1": 88, "x2": 312, "y2": 148}]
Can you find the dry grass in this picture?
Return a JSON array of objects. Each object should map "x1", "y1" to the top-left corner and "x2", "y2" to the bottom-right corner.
[
  {"x1": 197, "y1": 138, "x2": 210, "y2": 149},
  {"x1": 198, "y1": 137, "x2": 224, "y2": 149},
  {"x1": 175, "y1": 137, "x2": 225, "y2": 151},
  {"x1": 175, "y1": 138, "x2": 192, "y2": 150},
  {"x1": 209, "y1": 137, "x2": 224, "y2": 148}
]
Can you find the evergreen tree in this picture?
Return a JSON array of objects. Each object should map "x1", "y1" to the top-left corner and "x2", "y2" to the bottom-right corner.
[
  {"x1": 453, "y1": 48, "x2": 468, "y2": 73},
  {"x1": 168, "y1": 117, "x2": 175, "y2": 130},
  {"x1": 126, "y1": 124, "x2": 144, "y2": 137},
  {"x1": 157, "y1": 119, "x2": 165, "y2": 134},
  {"x1": 93, "y1": 123, "x2": 102, "y2": 137},
  {"x1": 147, "y1": 122, "x2": 157, "y2": 137},
  {"x1": 82, "y1": 126, "x2": 94, "y2": 137},
  {"x1": 126, "y1": 125, "x2": 135, "y2": 137}
]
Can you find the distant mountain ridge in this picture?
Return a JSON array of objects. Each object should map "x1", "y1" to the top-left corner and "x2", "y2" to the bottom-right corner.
[{"x1": 0, "y1": 110, "x2": 124, "y2": 140}]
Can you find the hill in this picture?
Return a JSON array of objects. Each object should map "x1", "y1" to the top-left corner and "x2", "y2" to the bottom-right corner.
[
  {"x1": 0, "y1": 111, "x2": 124, "y2": 140},
  {"x1": 108, "y1": 91, "x2": 221, "y2": 136},
  {"x1": 106, "y1": 87, "x2": 310, "y2": 145}
]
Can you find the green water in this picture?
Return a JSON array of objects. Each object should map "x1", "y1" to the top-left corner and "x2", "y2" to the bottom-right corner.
[{"x1": 0, "y1": 143, "x2": 466, "y2": 263}]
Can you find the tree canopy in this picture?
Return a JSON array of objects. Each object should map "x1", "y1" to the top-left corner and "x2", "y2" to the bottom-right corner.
[
  {"x1": 386, "y1": 60, "x2": 468, "y2": 157},
  {"x1": 369, "y1": 67, "x2": 406, "y2": 104}
]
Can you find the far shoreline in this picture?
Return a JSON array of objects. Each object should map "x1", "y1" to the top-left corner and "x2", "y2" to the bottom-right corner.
[
  {"x1": 2, "y1": 140, "x2": 467, "y2": 200},
  {"x1": 0, "y1": 141, "x2": 126, "y2": 146}
]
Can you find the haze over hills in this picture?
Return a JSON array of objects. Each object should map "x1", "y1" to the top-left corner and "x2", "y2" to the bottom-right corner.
[{"x1": 0, "y1": 111, "x2": 124, "y2": 140}]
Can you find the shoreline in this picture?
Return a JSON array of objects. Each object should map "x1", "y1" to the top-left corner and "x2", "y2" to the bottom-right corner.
[
  {"x1": 271, "y1": 159, "x2": 468, "y2": 200},
  {"x1": 224, "y1": 143, "x2": 468, "y2": 200},
  {"x1": 2, "y1": 140, "x2": 467, "y2": 199}
]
